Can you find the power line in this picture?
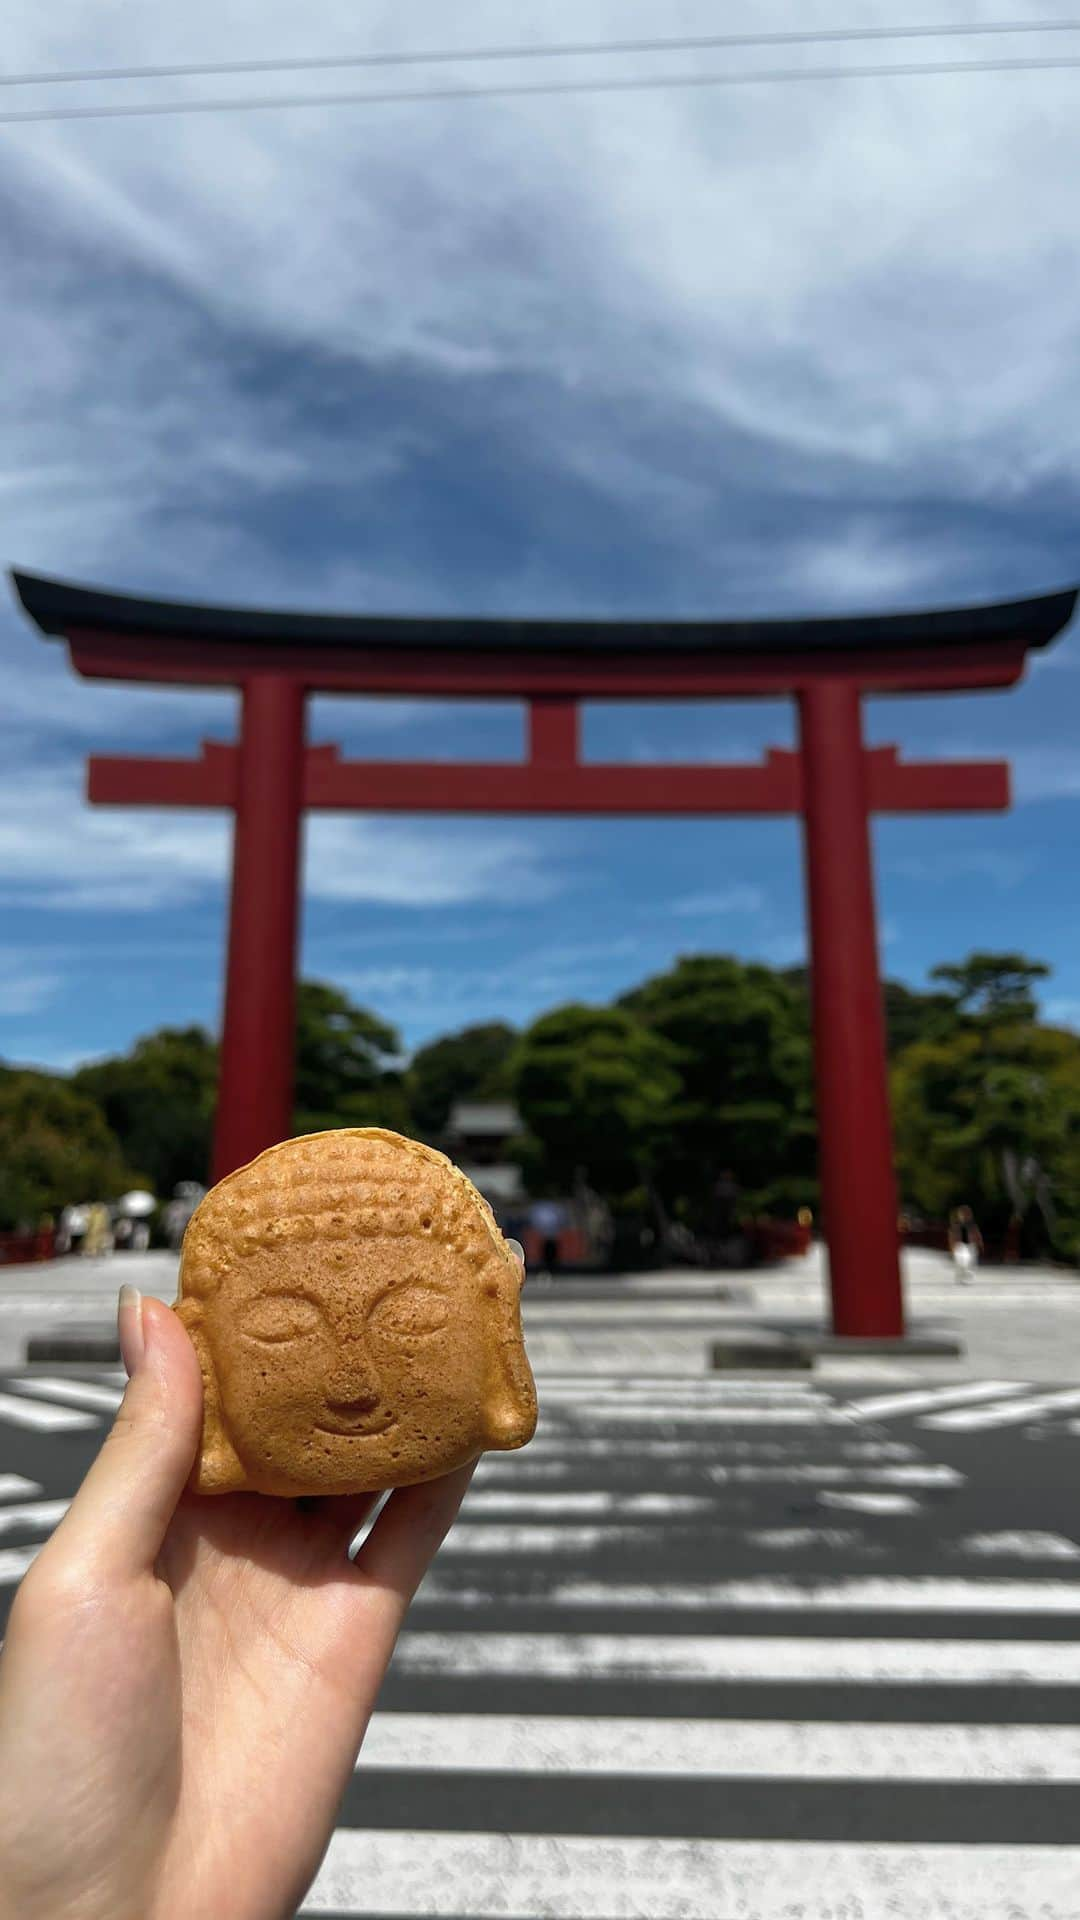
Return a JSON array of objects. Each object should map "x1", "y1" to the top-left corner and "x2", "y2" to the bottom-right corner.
[
  {"x1": 1, "y1": 53, "x2": 1080, "y2": 126},
  {"x1": 4, "y1": 19, "x2": 1080, "y2": 90}
]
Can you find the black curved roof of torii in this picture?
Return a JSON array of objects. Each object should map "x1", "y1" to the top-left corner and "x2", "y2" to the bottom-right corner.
[{"x1": 10, "y1": 568, "x2": 1078, "y2": 657}]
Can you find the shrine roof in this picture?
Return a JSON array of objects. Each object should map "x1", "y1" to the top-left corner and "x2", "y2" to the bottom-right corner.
[{"x1": 10, "y1": 568, "x2": 1077, "y2": 658}]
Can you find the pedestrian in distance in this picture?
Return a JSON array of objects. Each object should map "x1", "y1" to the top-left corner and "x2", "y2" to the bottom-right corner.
[{"x1": 948, "y1": 1204, "x2": 984, "y2": 1284}]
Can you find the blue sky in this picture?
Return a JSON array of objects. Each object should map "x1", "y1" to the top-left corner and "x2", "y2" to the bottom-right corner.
[{"x1": 3, "y1": 0, "x2": 1080, "y2": 1069}]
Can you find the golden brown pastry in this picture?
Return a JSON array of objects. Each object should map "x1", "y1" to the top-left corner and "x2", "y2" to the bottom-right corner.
[{"x1": 173, "y1": 1128, "x2": 536, "y2": 1497}]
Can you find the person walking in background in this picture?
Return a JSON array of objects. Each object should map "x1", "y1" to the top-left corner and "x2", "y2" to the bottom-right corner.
[
  {"x1": 948, "y1": 1204, "x2": 984, "y2": 1283},
  {"x1": 530, "y1": 1197, "x2": 566, "y2": 1277},
  {"x1": 81, "y1": 1200, "x2": 113, "y2": 1258}
]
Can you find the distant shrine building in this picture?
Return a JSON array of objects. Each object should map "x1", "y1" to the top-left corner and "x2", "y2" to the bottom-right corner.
[{"x1": 13, "y1": 568, "x2": 1077, "y2": 1339}]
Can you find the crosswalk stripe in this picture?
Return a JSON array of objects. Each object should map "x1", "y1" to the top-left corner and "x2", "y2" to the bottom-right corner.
[
  {"x1": 0, "y1": 1390, "x2": 97, "y2": 1432},
  {"x1": 922, "y1": 1387, "x2": 1080, "y2": 1431},
  {"x1": 393, "y1": 1630, "x2": 1080, "y2": 1684},
  {"x1": 0, "y1": 1475, "x2": 44, "y2": 1499},
  {"x1": 356, "y1": 1711, "x2": 1080, "y2": 1780},
  {"x1": 537, "y1": 1382, "x2": 822, "y2": 1399},
  {"x1": 840, "y1": 1382, "x2": 1027, "y2": 1420},
  {"x1": 537, "y1": 1406, "x2": 849, "y2": 1425},
  {"x1": 7, "y1": 1377, "x2": 123, "y2": 1413},
  {"x1": 530, "y1": 1382, "x2": 814, "y2": 1397},
  {"x1": 477, "y1": 1436, "x2": 920, "y2": 1465},
  {"x1": 463, "y1": 1491, "x2": 713, "y2": 1517},
  {"x1": 817, "y1": 1490, "x2": 922, "y2": 1515},
  {"x1": 0, "y1": 1500, "x2": 70, "y2": 1538},
  {"x1": 705, "y1": 1464, "x2": 964, "y2": 1487},
  {"x1": 443, "y1": 1523, "x2": 689, "y2": 1554},
  {"x1": 421, "y1": 1574, "x2": 1080, "y2": 1613},
  {"x1": 301, "y1": 1832, "x2": 1080, "y2": 1918},
  {"x1": 958, "y1": 1532, "x2": 1080, "y2": 1561}
]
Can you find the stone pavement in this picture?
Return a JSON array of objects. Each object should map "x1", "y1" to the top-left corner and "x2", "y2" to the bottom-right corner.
[{"x1": 1, "y1": 1242, "x2": 1078, "y2": 1381}]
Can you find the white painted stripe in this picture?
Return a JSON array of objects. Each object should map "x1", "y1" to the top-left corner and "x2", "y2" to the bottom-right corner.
[
  {"x1": 463, "y1": 1492, "x2": 712, "y2": 1517},
  {"x1": 302, "y1": 1833, "x2": 1080, "y2": 1918},
  {"x1": 358, "y1": 1711, "x2": 1080, "y2": 1781},
  {"x1": 421, "y1": 1575, "x2": 1080, "y2": 1613},
  {"x1": 538, "y1": 1383, "x2": 822, "y2": 1400},
  {"x1": 0, "y1": 1545, "x2": 42, "y2": 1585},
  {"x1": 922, "y1": 1387, "x2": 1080, "y2": 1431},
  {"x1": 534, "y1": 1382, "x2": 818, "y2": 1397},
  {"x1": 0, "y1": 1500, "x2": 70, "y2": 1538},
  {"x1": 748, "y1": 1528, "x2": 865, "y2": 1552},
  {"x1": 0, "y1": 1475, "x2": 43, "y2": 1500},
  {"x1": 444, "y1": 1524, "x2": 680, "y2": 1554},
  {"x1": 394, "y1": 1629, "x2": 1080, "y2": 1685},
  {"x1": 479, "y1": 1437, "x2": 919, "y2": 1465},
  {"x1": 817, "y1": 1490, "x2": 922, "y2": 1515},
  {"x1": 958, "y1": 1532, "x2": 1080, "y2": 1561},
  {"x1": 526, "y1": 1301, "x2": 786, "y2": 1321},
  {"x1": 841, "y1": 1381, "x2": 1027, "y2": 1420},
  {"x1": 706, "y1": 1464, "x2": 964, "y2": 1488},
  {"x1": 0, "y1": 1391, "x2": 97, "y2": 1432},
  {"x1": 540, "y1": 1406, "x2": 847, "y2": 1426},
  {"x1": 8, "y1": 1376, "x2": 123, "y2": 1412}
]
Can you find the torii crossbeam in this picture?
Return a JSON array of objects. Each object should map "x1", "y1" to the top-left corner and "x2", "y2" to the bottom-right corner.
[{"x1": 12, "y1": 568, "x2": 1077, "y2": 1340}]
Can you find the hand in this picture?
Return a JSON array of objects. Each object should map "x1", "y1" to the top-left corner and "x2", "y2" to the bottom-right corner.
[{"x1": 0, "y1": 1290, "x2": 472, "y2": 1920}]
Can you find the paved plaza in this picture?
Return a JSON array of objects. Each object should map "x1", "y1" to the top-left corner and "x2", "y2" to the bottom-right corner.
[{"x1": 1, "y1": 1247, "x2": 1079, "y2": 1916}]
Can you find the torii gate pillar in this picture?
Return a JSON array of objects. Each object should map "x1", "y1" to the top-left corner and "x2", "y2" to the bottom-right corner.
[
  {"x1": 215, "y1": 674, "x2": 306, "y2": 1180},
  {"x1": 800, "y1": 679, "x2": 902, "y2": 1335}
]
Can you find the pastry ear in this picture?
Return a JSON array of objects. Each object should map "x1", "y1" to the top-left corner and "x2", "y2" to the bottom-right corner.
[
  {"x1": 173, "y1": 1296, "x2": 246, "y2": 1493},
  {"x1": 481, "y1": 1262, "x2": 538, "y2": 1451}
]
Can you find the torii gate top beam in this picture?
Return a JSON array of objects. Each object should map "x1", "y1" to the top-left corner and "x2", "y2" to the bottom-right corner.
[{"x1": 12, "y1": 569, "x2": 1077, "y2": 698}]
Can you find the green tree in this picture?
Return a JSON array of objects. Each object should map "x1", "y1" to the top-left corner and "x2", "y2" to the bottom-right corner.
[
  {"x1": 881, "y1": 978, "x2": 956, "y2": 1056},
  {"x1": 930, "y1": 952, "x2": 1049, "y2": 1023},
  {"x1": 621, "y1": 955, "x2": 817, "y2": 1219},
  {"x1": 0, "y1": 1073, "x2": 140, "y2": 1228},
  {"x1": 406, "y1": 1022, "x2": 518, "y2": 1140},
  {"x1": 892, "y1": 1017, "x2": 1080, "y2": 1258},
  {"x1": 511, "y1": 1003, "x2": 683, "y2": 1202},
  {"x1": 74, "y1": 1027, "x2": 218, "y2": 1196},
  {"x1": 292, "y1": 980, "x2": 407, "y2": 1137}
]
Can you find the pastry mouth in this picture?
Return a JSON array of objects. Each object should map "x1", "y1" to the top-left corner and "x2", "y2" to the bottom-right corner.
[{"x1": 314, "y1": 1410, "x2": 397, "y2": 1437}]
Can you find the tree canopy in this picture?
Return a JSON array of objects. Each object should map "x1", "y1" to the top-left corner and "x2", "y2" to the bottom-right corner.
[
  {"x1": 620, "y1": 955, "x2": 817, "y2": 1218},
  {"x1": 0, "y1": 1074, "x2": 140, "y2": 1228},
  {"x1": 5, "y1": 947, "x2": 1080, "y2": 1263},
  {"x1": 406, "y1": 1021, "x2": 518, "y2": 1140},
  {"x1": 511, "y1": 1003, "x2": 683, "y2": 1202},
  {"x1": 74, "y1": 1026, "x2": 219, "y2": 1196},
  {"x1": 292, "y1": 980, "x2": 406, "y2": 1137}
]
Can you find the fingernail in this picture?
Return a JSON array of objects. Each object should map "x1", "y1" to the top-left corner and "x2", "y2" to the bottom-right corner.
[
  {"x1": 118, "y1": 1284, "x2": 144, "y2": 1378},
  {"x1": 506, "y1": 1238, "x2": 526, "y2": 1269}
]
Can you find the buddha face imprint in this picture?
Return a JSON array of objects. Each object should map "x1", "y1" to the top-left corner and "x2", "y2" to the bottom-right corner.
[
  {"x1": 208, "y1": 1241, "x2": 502, "y2": 1487},
  {"x1": 175, "y1": 1129, "x2": 536, "y2": 1497}
]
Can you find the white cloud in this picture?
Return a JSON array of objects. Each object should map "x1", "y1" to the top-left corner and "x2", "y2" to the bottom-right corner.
[
  {"x1": 0, "y1": 950, "x2": 61, "y2": 1016},
  {"x1": 0, "y1": 764, "x2": 558, "y2": 911},
  {"x1": 886, "y1": 849, "x2": 1035, "y2": 888},
  {"x1": 5, "y1": 0, "x2": 1080, "y2": 609},
  {"x1": 668, "y1": 884, "x2": 765, "y2": 917}
]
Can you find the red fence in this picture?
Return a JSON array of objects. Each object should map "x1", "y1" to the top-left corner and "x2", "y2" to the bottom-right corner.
[{"x1": 0, "y1": 1229, "x2": 57, "y2": 1266}]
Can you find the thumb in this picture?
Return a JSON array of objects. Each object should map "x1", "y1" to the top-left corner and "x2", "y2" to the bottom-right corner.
[{"x1": 49, "y1": 1290, "x2": 204, "y2": 1584}]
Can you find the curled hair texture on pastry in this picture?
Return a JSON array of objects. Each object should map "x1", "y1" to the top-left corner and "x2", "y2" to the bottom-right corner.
[{"x1": 179, "y1": 1128, "x2": 512, "y2": 1299}]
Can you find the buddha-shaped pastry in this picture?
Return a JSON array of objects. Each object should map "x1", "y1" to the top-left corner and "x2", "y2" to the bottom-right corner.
[{"x1": 173, "y1": 1128, "x2": 536, "y2": 1497}]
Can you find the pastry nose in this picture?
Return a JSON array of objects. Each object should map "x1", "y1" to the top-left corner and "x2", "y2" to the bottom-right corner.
[{"x1": 326, "y1": 1347, "x2": 381, "y2": 1409}]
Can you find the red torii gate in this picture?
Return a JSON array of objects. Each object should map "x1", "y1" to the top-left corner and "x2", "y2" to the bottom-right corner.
[{"x1": 13, "y1": 569, "x2": 1076, "y2": 1339}]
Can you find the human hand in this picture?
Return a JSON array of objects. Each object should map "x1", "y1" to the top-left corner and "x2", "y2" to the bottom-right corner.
[{"x1": 0, "y1": 1288, "x2": 473, "y2": 1920}]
